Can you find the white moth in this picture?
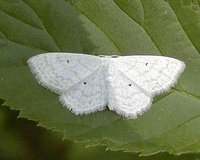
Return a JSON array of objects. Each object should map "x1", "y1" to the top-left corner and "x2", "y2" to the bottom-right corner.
[{"x1": 27, "y1": 53, "x2": 186, "y2": 118}]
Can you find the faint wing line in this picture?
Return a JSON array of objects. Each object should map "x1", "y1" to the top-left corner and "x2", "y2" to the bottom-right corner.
[{"x1": 117, "y1": 69, "x2": 152, "y2": 97}]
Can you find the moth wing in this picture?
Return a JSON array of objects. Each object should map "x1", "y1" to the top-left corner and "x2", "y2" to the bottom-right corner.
[
  {"x1": 59, "y1": 67, "x2": 107, "y2": 115},
  {"x1": 116, "y1": 56, "x2": 186, "y2": 95},
  {"x1": 28, "y1": 53, "x2": 101, "y2": 94},
  {"x1": 107, "y1": 69, "x2": 151, "y2": 118}
]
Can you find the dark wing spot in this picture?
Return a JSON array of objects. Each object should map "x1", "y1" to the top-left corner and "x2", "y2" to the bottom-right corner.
[
  {"x1": 128, "y1": 84, "x2": 132, "y2": 86},
  {"x1": 84, "y1": 82, "x2": 87, "y2": 84},
  {"x1": 67, "y1": 60, "x2": 69, "y2": 63},
  {"x1": 145, "y1": 63, "x2": 148, "y2": 66}
]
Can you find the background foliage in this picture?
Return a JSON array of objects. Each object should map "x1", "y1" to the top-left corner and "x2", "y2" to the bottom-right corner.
[
  {"x1": 1, "y1": 105, "x2": 200, "y2": 160},
  {"x1": 1, "y1": 0, "x2": 200, "y2": 159}
]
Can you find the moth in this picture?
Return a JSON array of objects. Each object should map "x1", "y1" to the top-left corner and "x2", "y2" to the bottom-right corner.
[{"x1": 27, "y1": 53, "x2": 186, "y2": 118}]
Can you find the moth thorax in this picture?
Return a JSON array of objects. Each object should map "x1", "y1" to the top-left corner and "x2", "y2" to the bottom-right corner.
[{"x1": 98, "y1": 55, "x2": 119, "y2": 58}]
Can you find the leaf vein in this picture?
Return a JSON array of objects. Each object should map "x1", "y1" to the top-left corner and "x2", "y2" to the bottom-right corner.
[
  {"x1": 113, "y1": 0, "x2": 162, "y2": 55},
  {"x1": 0, "y1": 9, "x2": 43, "y2": 30},
  {"x1": 167, "y1": 2, "x2": 200, "y2": 54},
  {"x1": 21, "y1": 0, "x2": 61, "y2": 51},
  {"x1": 0, "y1": 36, "x2": 46, "y2": 52},
  {"x1": 64, "y1": 0, "x2": 121, "y2": 53}
]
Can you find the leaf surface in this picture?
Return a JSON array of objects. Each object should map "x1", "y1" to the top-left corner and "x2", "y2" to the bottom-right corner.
[{"x1": 0, "y1": 0, "x2": 200, "y2": 155}]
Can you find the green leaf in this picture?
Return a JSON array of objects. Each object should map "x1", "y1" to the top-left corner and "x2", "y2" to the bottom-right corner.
[
  {"x1": 0, "y1": 0, "x2": 200, "y2": 156},
  {"x1": 69, "y1": 143, "x2": 200, "y2": 160},
  {"x1": 0, "y1": 105, "x2": 70, "y2": 160},
  {"x1": 1, "y1": 105, "x2": 200, "y2": 160}
]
